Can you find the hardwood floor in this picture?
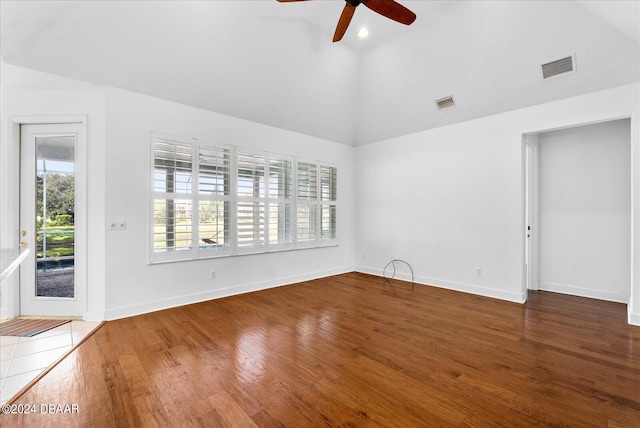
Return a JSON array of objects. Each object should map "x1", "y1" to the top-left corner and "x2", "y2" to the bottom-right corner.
[{"x1": 2, "y1": 272, "x2": 639, "y2": 427}]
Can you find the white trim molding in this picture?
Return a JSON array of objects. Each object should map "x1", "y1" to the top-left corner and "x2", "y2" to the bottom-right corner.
[
  {"x1": 104, "y1": 266, "x2": 352, "y2": 320},
  {"x1": 356, "y1": 266, "x2": 526, "y2": 304},
  {"x1": 538, "y1": 281, "x2": 629, "y2": 304}
]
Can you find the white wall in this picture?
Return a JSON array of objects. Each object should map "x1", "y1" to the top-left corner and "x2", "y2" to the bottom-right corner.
[
  {"x1": 355, "y1": 83, "x2": 640, "y2": 325},
  {"x1": 537, "y1": 119, "x2": 631, "y2": 302},
  {"x1": 3, "y1": 60, "x2": 638, "y2": 325},
  {"x1": 355, "y1": 111, "x2": 524, "y2": 302},
  {"x1": 103, "y1": 88, "x2": 355, "y2": 319},
  {"x1": 1, "y1": 62, "x2": 355, "y2": 321},
  {"x1": 0, "y1": 62, "x2": 107, "y2": 321}
]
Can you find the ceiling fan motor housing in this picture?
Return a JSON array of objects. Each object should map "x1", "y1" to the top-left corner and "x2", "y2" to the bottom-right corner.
[{"x1": 346, "y1": 0, "x2": 363, "y2": 7}]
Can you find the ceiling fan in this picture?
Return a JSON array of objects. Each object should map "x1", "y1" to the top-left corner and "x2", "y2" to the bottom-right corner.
[{"x1": 277, "y1": 0, "x2": 417, "y2": 42}]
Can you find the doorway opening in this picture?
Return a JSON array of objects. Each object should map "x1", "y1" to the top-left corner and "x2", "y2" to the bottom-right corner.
[{"x1": 522, "y1": 118, "x2": 632, "y2": 305}]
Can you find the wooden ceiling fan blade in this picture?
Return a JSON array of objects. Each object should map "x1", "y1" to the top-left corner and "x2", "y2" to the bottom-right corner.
[
  {"x1": 333, "y1": 4, "x2": 357, "y2": 42},
  {"x1": 363, "y1": 0, "x2": 416, "y2": 25}
]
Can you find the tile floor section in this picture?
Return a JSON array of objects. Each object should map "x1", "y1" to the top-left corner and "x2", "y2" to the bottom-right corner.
[{"x1": 0, "y1": 321, "x2": 101, "y2": 405}]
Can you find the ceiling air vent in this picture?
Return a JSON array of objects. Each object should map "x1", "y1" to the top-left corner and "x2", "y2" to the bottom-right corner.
[
  {"x1": 541, "y1": 55, "x2": 575, "y2": 79},
  {"x1": 435, "y1": 96, "x2": 455, "y2": 109}
]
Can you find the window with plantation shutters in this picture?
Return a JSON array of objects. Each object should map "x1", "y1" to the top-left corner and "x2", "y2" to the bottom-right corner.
[{"x1": 150, "y1": 133, "x2": 337, "y2": 263}]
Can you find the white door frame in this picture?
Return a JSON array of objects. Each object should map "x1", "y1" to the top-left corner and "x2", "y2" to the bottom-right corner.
[
  {"x1": 12, "y1": 116, "x2": 87, "y2": 318},
  {"x1": 522, "y1": 134, "x2": 539, "y2": 298}
]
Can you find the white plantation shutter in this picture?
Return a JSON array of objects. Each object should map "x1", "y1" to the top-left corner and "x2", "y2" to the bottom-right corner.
[
  {"x1": 236, "y1": 150, "x2": 266, "y2": 254},
  {"x1": 198, "y1": 144, "x2": 233, "y2": 258},
  {"x1": 268, "y1": 156, "x2": 294, "y2": 250},
  {"x1": 296, "y1": 161, "x2": 318, "y2": 248},
  {"x1": 152, "y1": 137, "x2": 195, "y2": 262},
  {"x1": 320, "y1": 164, "x2": 337, "y2": 245},
  {"x1": 150, "y1": 133, "x2": 337, "y2": 263}
]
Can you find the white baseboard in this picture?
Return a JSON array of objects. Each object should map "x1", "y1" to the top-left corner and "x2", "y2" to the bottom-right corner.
[
  {"x1": 537, "y1": 281, "x2": 629, "y2": 304},
  {"x1": 356, "y1": 265, "x2": 526, "y2": 304},
  {"x1": 104, "y1": 266, "x2": 353, "y2": 320},
  {"x1": 103, "y1": 267, "x2": 635, "y2": 323}
]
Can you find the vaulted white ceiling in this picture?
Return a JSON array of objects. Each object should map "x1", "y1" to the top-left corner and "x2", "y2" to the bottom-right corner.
[{"x1": 1, "y1": 0, "x2": 638, "y2": 145}]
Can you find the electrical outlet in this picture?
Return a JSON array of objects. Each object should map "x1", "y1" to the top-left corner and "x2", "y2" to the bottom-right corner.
[
  {"x1": 210, "y1": 270, "x2": 216, "y2": 280},
  {"x1": 476, "y1": 268, "x2": 482, "y2": 276},
  {"x1": 108, "y1": 220, "x2": 126, "y2": 231}
]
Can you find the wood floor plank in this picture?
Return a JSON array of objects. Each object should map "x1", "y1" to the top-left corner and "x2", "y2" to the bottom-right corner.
[
  {"x1": 207, "y1": 391, "x2": 257, "y2": 427},
  {"x1": 2, "y1": 272, "x2": 639, "y2": 427}
]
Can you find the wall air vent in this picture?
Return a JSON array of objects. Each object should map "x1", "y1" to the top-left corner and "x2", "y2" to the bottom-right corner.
[
  {"x1": 541, "y1": 55, "x2": 575, "y2": 79},
  {"x1": 435, "y1": 96, "x2": 455, "y2": 109}
]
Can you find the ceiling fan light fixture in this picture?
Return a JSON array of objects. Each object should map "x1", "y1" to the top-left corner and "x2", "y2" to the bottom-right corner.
[
  {"x1": 278, "y1": 0, "x2": 416, "y2": 43},
  {"x1": 357, "y1": 28, "x2": 370, "y2": 38}
]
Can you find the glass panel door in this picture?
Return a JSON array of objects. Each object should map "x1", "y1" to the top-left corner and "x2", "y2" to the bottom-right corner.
[
  {"x1": 36, "y1": 135, "x2": 75, "y2": 298},
  {"x1": 20, "y1": 123, "x2": 84, "y2": 317}
]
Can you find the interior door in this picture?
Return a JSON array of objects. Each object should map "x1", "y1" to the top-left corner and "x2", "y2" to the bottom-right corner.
[{"x1": 19, "y1": 123, "x2": 84, "y2": 317}]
